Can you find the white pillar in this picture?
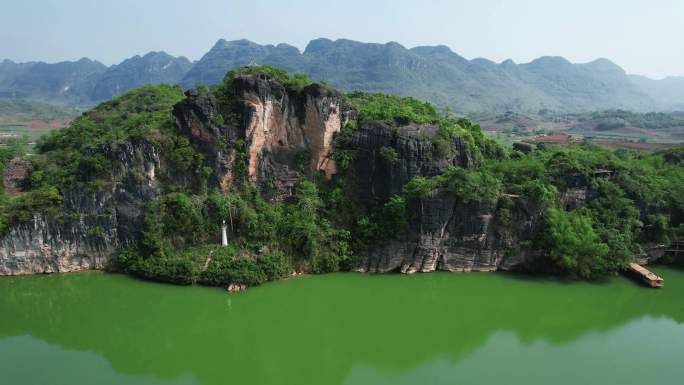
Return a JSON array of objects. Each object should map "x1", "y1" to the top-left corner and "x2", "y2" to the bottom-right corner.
[{"x1": 221, "y1": 220, "x2": 228, "y2": 246}]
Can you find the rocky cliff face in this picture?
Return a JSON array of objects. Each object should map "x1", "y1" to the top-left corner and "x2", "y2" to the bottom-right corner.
[
  {"x1": 174, "y1": 74, "x2": 341, "y2": 198},
  {"x1": 359, "y1": 192, "x2": 545, "y2": 273},
  {"x1": 344, "y1": 122, "x2": 542, "y2": 273},
  {"x1": 0, "y1": 141, "x2": 161, "y2": 275},
  {"x1": 343, "y1": 122, "x2": 471, "y2": 204}
]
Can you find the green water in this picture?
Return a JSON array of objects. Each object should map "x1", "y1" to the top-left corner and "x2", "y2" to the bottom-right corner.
[{"x1": 1, "y1": 269, "x2": 683, "y2": 385}]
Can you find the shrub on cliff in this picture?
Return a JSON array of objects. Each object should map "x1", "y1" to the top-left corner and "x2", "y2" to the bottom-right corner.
[
  {"x1": 539, "y1": 209, "x2": 610, "y2": 279},
  {"x1": 220, "y1": 64, "x2": 315, "y2": 93},
  {"x1": 276, "y1": 180, "x2": 354, "y2": 272},
  {"x1": 141, "y1": 192, "x2": 205, "y2": 254},
  {"x1": 379, "y1": 146, "x2": 399, "y2": 164},
  {"x1": 4, "y1": 186, "x2": 63, "y2": 224},
  {"x1": 343, "y1": 92, "x2": 440, "y2": 126},
  {"x1": 198, "y1": 246, "x2": 263, "y2": 286},
  {"x1": 38, "y1": 84, "x2": 183, "y2": 154},
  {"x1": 402, "y1": 166, "x2": 500, "y2": 204}
]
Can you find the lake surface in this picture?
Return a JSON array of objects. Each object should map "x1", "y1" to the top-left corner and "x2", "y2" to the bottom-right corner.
[{"x1": 1, "y1": 268, "x2": 683, "y2": 385}]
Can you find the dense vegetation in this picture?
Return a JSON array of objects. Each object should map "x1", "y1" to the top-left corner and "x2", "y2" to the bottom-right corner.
[
  {"x1": 341, "y1": 92, "x2": 504, "y2": 164},
  {"x1": 112, "y1": 67, "x2": 353, "y2": 285},
  {"x1": 222, "y1": 64, "x2": 316, "y2": 93},
  {"x1": 0, "y1": 136, "x2": 29, "y2": 233},
  {"x1": 3, "y1": 65, "x2": 684, "y2": 287},
  {"x1": 30, "y1": 84, "x2": 209, "y2": 189},
  {"x1": 372, "y1": 139, "x2": 684, "y2": 278},
  {"x1": 115, "y1": 181, "x2": 353, "y2": 286},
  {"x1": 484, "y1": 144, "x2": 684, "y2": 278},
  {"x1": 343, "y1": 92, "x2": 440, "y2": 126}
]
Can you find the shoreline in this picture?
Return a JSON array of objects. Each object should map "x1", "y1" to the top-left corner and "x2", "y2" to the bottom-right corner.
[{"x1": 2, "y1": 265, "x2": 678, "y2": 292}]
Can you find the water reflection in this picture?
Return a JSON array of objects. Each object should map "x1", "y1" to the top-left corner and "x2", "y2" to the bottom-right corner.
[
  {"x1": 0, "y1": 335, "x2": 198, "y2": 385},
  {"x1": 1, "y1": 268, "x2": 683, "y2": 385},
  {"x1": 343, "y1": 317, "x2": 684, "y2": 385}
]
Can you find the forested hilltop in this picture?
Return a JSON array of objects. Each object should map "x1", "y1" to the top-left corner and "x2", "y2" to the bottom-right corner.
[{"x1": 1, "y1": 65, "x2": 684, "y2": 286}]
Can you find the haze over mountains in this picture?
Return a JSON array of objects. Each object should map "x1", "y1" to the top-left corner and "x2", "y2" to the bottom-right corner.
[
  {"x1": 0, "y1": 52, "x2": 192, "y2": 106},
  {"x1": 1, "y1": 38, "x2": 683, "y2": 113}
]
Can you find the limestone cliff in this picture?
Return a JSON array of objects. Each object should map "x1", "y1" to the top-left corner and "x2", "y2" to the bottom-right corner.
[
  {"x1": 174, "y1": 74, "x2": 341, "y2": 199},
  {"x1": 0, "y1": 74, "x2": 569, "y2": 275},
  {"x1": 0, "y1": 141, "x2": 160, "y2": 274},
  {"x1": 342, "y1": 122, "x2": 542, "y2": 273}
]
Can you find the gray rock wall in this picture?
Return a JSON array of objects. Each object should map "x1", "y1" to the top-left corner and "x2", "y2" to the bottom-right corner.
[{"x1": 0, "y1": 140, "x2": 161, "y2": 275}]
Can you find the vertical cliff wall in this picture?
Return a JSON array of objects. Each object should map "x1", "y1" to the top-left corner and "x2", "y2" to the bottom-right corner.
[
  {"x1": 342, "y1": 122, "x2": 542, "y2": 273},
  {"x1": 0, "y1": 141, "x2": 161, "y2": 275},
  {"x1": 174, "y1": 74, "x2": 342, "y2": 199}
]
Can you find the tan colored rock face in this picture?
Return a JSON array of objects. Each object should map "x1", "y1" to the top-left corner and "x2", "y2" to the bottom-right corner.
[
  {"x1": 243, "y1": 96, "x2": 269, "y2": 183},
  {"x1": 303, "y1": 96, "x2": 340, "y2": 179},
  {"x1": 173, "y1": 76, "x2": 343, "y2": 198},
  {"x1": 239, "y1": 79, "x2": 341, "y2": 189}
]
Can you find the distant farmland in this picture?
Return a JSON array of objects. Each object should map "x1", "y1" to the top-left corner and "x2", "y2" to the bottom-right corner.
[{"x1": 0, "y1": 98, "x2": 77, "y2": 142}]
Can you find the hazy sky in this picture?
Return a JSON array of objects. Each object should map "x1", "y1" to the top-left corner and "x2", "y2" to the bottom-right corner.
[{"x1": 2, "y1": 0, "x2": 683, "y2": 79}]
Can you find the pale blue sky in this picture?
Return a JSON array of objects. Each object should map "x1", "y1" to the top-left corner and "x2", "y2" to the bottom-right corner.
[{"x1": 1, "y1": 0, "x2": 682, "y2": 79}]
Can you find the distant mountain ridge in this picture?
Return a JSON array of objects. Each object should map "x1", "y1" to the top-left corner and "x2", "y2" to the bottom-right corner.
[
  {"x1": 0, "y1": 52, "x2": 192, "y2": 107},
  {"x1": 0, "y1": 58, "x2": 107, "y2": 105},
  {"x1": 630, "y1": 75, "x2": 684, "y2": 111},
  {"x1": 2, "y1": 38, "x2": 683, "y2": 113},
  {"x1": 90, "y1": 52, "x2": 193, "y2": 101}
]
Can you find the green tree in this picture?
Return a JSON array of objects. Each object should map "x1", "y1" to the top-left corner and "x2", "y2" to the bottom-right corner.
[{"x1": 541, "y1": 209, "x2": 610, "y2": 279}]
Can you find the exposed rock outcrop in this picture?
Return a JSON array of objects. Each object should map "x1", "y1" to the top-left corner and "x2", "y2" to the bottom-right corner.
[
  {"x1": 174, "y1": 74, "x2": 341, "y2": 199},
  {"x1": 0, "y1": 140, "x2": 161, "y2": 275},
  {"x1": 347, "y1": 124, "x2": 542, "y2": 273},
  {"x1": 342, "y1": 122, "x2": 471, "y2": 204},
  {"x1": 358, "y1": 193, "x2": 544, "y2": 273}
]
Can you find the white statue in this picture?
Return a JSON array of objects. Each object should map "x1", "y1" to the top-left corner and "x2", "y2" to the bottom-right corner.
[{"x1": 221, "y1": 220, "x2": 228, "y2": 246}]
